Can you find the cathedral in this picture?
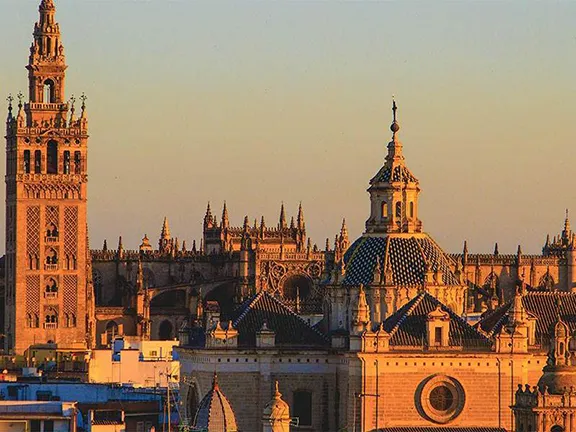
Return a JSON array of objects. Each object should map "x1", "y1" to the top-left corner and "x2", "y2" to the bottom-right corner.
[{"x1": 4, "y1": 1, "x2": 576, "y2": 431}]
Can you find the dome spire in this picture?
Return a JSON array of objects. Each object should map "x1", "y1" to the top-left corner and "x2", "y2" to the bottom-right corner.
[
  {"x1": 391, "y1": 97, "x2": 400, "y2": 137},
  {"x1": 366, "y1": 98, "x2": 422, "y2": 235}
]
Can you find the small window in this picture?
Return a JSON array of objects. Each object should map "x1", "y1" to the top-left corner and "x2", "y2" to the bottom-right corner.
[
  {"x1": 43, "y1": 79, "x2": 55, "y2": 104},
  {"x1": 293, "y1": 390, "x2": 312, "y2": 427},
  {"x1": 434, "y1": 327, "x2": 442, "y2": 346},
  {"x1": 63, "y1": 151, "x2": 70, "y2": 174},
  {"x1": 30, "y1": 420, "x2": 41, "y2": 432},
  {"x1": 43, "y1": 420, "x2": 54, "y2": 432},
  {"x1": 47, "y1": 140, "x2": 58, "y2": 174},
  {"x1": 560, "y1": 342, "x2": 565, "y2": 356},
  {"x1": 74, "y1": 151, "x2": 81, "y2": 174},
  {"x1": 24, "y1": 150, "x2": 31, "y2": 173},
  {"x1": 37, "y1": 391, "x2": 52, "y2": 401},
  {"x1": 381, "y1": 201, "x2": 388, "y2": 218},
  {"x1": 409, "y1": 201, "x2": 414, "y2": 218},
  {"x1": 34, "y1": 150, "x2": 42, "y2": 174}
]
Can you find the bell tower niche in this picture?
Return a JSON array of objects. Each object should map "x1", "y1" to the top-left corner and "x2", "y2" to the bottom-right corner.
[
  {"x1": 365, "y1": 100, "x2": 422, "y2": 235},
  {"x1": 4, "y1": 0, "x2": 92, "y2": 354}
]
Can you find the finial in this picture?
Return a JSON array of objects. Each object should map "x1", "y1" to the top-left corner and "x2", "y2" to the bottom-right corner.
[
  {"x1": 103, "y1": 239, "x2": 108, "y2": 251},
  {"x1": 493, "y1": 242, "x2": 499, "y2": 256},
  {"x1": 212, "y1": 372, "x2": 219, "y2": 390},
  {"x1": 517, "y1": 244, "x2": 522, "y2": 256},
  {"x1": 80, "y1": 93, "x2": 87, "y2": 111},
  {"x1": 17, "y1": 92, "x2": 24, "y2": 109},
  {"x1": 69, "y1": 94, "x2": 76, "y2": 113},
  {"x1": 6, "y1": 94, "x2": 13, "y2": 119},
  {"x1": 274, "y1": 380, "x2": 282, "y2": 398},
  {"x1": 390, "y1": 97, "x2": 400, "y2": 135}
]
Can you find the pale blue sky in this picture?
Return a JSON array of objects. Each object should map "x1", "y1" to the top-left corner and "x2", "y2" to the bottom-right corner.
[{"x1": 1, "y1": 0, "x2": 575, "y2": 254}]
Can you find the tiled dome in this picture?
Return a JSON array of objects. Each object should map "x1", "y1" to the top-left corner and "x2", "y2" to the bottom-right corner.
[
  {"x1": 193, "y1": 374, "x2": 238, "y2": 432},
  {"x1": 342, "y1": 235, "x2": 460, "y2": 287}
]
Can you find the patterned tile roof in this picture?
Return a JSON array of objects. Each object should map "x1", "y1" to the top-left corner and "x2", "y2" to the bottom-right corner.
[
  {"x1": 193, "y1": 375, "x2": 238, "y2": 432},
  {"x1": 382, "y1": 292, "x2": 491, "y2": 348},
  {"x1": 372, "y1": 163, "x2": 418, "y2": 184},
  {"x1": 343, "y1": 235, "x2": 460, "y2": 286},
  {"x1": 477, "y1": 292, "x2": 576, "y2": 343},
  {"x1": 231, "y1": 291, "x2": 329, "y2": 348}
]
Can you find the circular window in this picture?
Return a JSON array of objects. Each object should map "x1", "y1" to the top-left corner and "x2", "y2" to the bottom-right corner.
[
  {"x1": 429, "y1": 385, "x2": 454, "y2": 411},
  {"x1": 416, "y1": 375, "x2": 465, "y2": 424}
]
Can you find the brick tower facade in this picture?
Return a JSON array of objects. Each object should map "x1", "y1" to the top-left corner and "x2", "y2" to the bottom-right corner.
[{"x1": 4, "y1": 0, "x2": 93, "y2": 354}]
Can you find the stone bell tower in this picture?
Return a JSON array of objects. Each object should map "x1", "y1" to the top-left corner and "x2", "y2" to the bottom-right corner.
[{"x1": 4, "y1": 0, "x2": 92, "y2": 354}]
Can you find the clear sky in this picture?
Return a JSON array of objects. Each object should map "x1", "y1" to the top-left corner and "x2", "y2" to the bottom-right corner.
[{"x1": 1, "y1": 0, "x2": 575, "y2": 254}]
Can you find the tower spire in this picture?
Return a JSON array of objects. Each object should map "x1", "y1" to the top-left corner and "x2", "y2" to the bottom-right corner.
[
  {"x1": 221, "y1": 201, "x2": 229, "y2": 229},
  {"x1": 279, "y1": 203, "x2": 287, "y2": 229},
  {"x1": 297, "y1": 202, "x2": 305, "y2": 231},
  {"x1": 204, "y1": 202, "x2": 213, "y2": 229}
]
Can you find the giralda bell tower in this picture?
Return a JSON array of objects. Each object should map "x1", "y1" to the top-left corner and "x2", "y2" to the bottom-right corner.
[{"x1": 5, "y1": 0, "x2": 94, "y2": 354}]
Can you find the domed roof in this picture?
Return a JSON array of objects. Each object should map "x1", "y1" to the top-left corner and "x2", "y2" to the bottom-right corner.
[
  {"x1": 262, "y1": 381, "x2": 290, "y2": 421},
  {"x1": 193, "y1": 374, "x2": 238, "y2": 432},
  {"x1": 342, "y1": 235, "x2": 460, "y2": 287},
  {"x1": 538, "y1": 366, "x2": 576, "y2": 394}
]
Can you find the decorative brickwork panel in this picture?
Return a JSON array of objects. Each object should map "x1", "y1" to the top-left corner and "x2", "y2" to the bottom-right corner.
[
  {"x1": 26, "y1": 206, "x2": 40, "y2": 257},
  {"x1": 63, "y1": 275, "x2": 78, "y2": 315},
  {"x1": 64, "y1": 206, "x2": 78, "y2": 257},
  {"x1": 26, "y1": 275, "x2": 40, "y2": 315},
  {"x1": 45, "y1": 205, "x2": 59, "y2": 232}
]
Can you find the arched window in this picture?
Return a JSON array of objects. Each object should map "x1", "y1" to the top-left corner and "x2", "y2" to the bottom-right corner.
[
  {"x1": 409, "y1": 202, "x2": 414, "y2": 218},
  {"x1": 159, "y1": 320, "x2": 174, "y2": 340},
  {"x1": 24, "y1": 150, "x2": 31, "y2": 174},
  {"x1": 551, "y1": 426, "x2": 564, "y2": 432},
  {"x1": 45, "y1": 278, "x2": 58, "y2": 297},
  {"x1": 560, "y1": 342, "x2": 565, "y2": 356},
  {"x1": 46, "y1": 248, "x2": 58, "y2": 265},
  {"x1": 34, "y1": 150, "x2": 42, "y2": 174},
  {"x1": 47, "y1": 140, "x2": 58, "y2": 174},
  {"x1": 293, "y1": 390, "x2": 313, "y2": 427},
  {"x1": 395, "y1": 202, "x2": 402, "y2": 219},
  {"x1": 381, "y1": 201, "x2": 388, "y2": 218},
  {"x1": 45, "y1": 309, "x2": 58, "y2": 328},
  {"x1": 63, "y1": 151, "x2": 70, "y2": 174},
  {"x1": 43, "y1": 79, "x2": 55, "y2": 103},
  {"x1": 46, "y1": 223, "x2": 59, "y2": 239},
  {"x1": 27, "y1": 313, "x2": 33, "y2": 328},
  {"x1": 74, "y1": 151, "x2": 81, "y2": 174}
]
